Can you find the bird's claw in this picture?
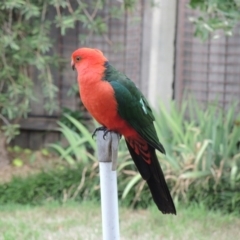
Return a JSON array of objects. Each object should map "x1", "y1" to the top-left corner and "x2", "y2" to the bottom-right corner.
[
  {"x1": 92, "y1": 126, "x2": 122, "y2": 140},
  {"x1": 103, "y1": 129, "x2": 111, "y2": 139},
  {"x1": 92, "y1": 126, "x2": 108, "y2": 139}
]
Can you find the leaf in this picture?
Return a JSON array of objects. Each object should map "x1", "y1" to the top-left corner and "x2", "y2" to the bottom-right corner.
[
  {"x1": 122, "y1": 174, "x2": 141, "y2": 199},
  {"x1": 12, "y1": 158, "x2": 24, "y2": 167},
  {"x1": 48, "y1": 143, "x2": 75, "y2": 165},
  {"x1": 117, "y1": 161, "x2": 134, "y2": 172},
  {"x1": 63, "y1": 114, "x2": 96, "y2": 150},
  {"x1": 180, "y1": 171, "x2": 211, "y2": 179},
  {"x1": 195, "y1": 140, "x2": 212, "y2": 166},
  {"x1": 230, "y1": 165, "x2": 238, "y2": 189}
]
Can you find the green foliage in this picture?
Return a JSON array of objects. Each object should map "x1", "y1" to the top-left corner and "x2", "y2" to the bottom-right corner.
[
  {"x1": 60, "y1": 108, "x2": 86, "y2": 133},
  {"x1": 1, "y1": 123, "x2": 20, "y2": 144},
  {"x1": 51, "y1": 101, "x2": 240, "y2": 213},
  {"x1": 0, "y1": 0, "x2": 136, "y2": 141},
  {"x1": 12, "y1": 158, "x2": 24, "y2": 167},
  {"x1": 0, "y1": 164, "x2": 100, "y2": 205},
  {"x1": 114, "y1": 100, "x2": 240, "y2": 212},
  {"x1": 153, "y1": 100, "x2": 240, "y2": 212},
  {"x1": 188, "y1": 0, "x2": 240, "y2": 40},
  {"x1": 49, "y1": 113, "x2": 96, "y2": 165},
  {"x1": 1, "y1": 100, "x2": 240, "y2": 213},
  {"x1": 122, "y1": 100, "x2": 239, "y2": 212}
]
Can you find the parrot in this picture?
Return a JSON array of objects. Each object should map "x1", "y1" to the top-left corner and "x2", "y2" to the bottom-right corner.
[{"x1": 71, "y1": 47, "x2": 176, "y2": 215}]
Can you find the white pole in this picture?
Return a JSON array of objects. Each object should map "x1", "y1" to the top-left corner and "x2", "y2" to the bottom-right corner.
[{"x1": 96, "y1": 130, "x2": 120, "y2": 240}]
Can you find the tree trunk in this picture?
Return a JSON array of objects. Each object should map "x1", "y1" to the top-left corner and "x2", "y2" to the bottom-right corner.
[{"x1": 0, "y1": 132, "x2": 10, "y2": 168}]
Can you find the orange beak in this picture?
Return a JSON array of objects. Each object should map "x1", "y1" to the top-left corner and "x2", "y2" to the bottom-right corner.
[{"x1": 71, "y1": 59, "x2": 75, "y2": 70}]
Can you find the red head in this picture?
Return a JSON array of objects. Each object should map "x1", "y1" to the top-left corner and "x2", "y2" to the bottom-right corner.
[{"x1": 71, "y1": 48, "x2": 108, "y2": 71}]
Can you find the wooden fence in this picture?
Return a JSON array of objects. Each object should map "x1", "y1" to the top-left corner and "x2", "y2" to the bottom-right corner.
[
  {"x1": 175, "y1": 0, "x2": 240, "y2": 110},
  {"x1": 13, "y1": 0, "x2": 240, "y2": 149},
  {"x1": 13, "y1": 0, "x2": 145, "y2": 149}
]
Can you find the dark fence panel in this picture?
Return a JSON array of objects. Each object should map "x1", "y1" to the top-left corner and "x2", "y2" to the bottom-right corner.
[{"x1": 175, "y1": 0, "x2": 240, "y2": 110}]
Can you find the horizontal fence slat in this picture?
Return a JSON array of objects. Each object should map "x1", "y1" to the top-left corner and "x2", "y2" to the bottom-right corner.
[{"x1": 19, "y1": 117, "x2": 59, "y2": 131}]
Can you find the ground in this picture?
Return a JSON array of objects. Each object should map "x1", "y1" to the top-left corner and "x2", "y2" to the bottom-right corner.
[
  {"x1": 0, "y1": 202, "x2": 240, "y2": 240},
  {"x1": 0, "y1": 147, "x2": 62, "y2": 183}
]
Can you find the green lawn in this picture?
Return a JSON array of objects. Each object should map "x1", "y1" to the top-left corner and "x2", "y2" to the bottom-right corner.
[{"x1": 0, "y1": 202, "x2": 239, "y2": 240}]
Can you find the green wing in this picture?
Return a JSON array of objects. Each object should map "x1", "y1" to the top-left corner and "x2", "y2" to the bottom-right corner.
[{"x1": 104, "y1": 62, "x2": 165, "y2": 154}]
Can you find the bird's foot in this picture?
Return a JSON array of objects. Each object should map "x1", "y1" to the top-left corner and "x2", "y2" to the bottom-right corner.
[
  {"x1": 92, "y1": 126, "x2": 110, "y2": 139},
  {"x1": 92, "y1": 126, "x2": 122, "y2": 140}
]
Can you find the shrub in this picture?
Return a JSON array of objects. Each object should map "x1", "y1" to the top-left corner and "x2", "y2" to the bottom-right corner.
[
  {"x1": 118, "y1": 100, "x2": 240, "y2": 213},
  {"x1": 0, "y1": 164, "x2": 100, "y2": 205},
  {"x1": 1, "y1": 100, "x2": 240, "y2": 214}
]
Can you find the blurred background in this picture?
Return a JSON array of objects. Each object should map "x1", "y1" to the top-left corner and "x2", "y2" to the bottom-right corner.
[{"x1": 0, "y1": 0, "x2": 239, "y2": 239}]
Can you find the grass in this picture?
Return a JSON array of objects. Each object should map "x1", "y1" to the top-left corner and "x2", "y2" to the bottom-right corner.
[{"x1": 0, "y1": 202, "x2": 239, "y2": 240}]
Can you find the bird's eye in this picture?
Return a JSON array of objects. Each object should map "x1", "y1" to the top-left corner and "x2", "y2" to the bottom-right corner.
[{"x1": 76, "y1": 56, "x2": 81, "y2": 61}]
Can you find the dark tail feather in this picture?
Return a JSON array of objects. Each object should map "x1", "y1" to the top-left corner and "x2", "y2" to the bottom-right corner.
[{"x1": 126, "y1": 141, "x2": 176, "y2": 215}]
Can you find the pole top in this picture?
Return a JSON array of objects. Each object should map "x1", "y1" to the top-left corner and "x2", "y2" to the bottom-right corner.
[{"x1": 96, "y1": 130, "x2": 121, "y2": 171}]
